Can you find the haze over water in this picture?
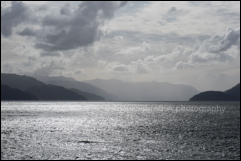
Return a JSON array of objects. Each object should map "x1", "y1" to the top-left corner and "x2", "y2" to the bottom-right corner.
[{"x1": 1, "y1": 101, "x2": 240, "y2": 160}]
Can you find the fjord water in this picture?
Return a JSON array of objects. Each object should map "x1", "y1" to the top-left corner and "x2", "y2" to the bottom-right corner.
[{"x1": 1, "y1": 101, "x2": 240, "y2": 160}]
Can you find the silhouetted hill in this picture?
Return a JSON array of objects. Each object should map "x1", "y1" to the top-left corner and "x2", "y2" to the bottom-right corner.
[
  {"x1": 34, "y1": 75, "x2": 113, "y2": 100},
  {"x1": 1, "y1": 85, "x2": 38, "y2": 100},
  {"x1": 189, "y1": 91, "x2": 234, "y2": 101},
  {"x1": 85, "y1": 79, "x2": 199, "y2": 101},
  {"x1": 190, "y1": 83, "x2": 240, "y2": 101},
  {"x1": 1, "y1": 73, "x2": 89, "y2": 101},
  {"x1": 1, "y1": 73, "x2": 44, "y2": 91},
  {"x1": 25, "y1": 84, "x2": 87, "y2": 101},
  {"x1": 225, "y1": 83, "x2": 240, "y2": 100}
]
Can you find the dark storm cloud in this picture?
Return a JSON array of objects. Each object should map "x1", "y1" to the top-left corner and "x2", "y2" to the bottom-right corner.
[
  {"x1": 1, "y1": 2, "x2": 29, "y2": 37},
  {"x1": 1, "y1": 1, "x2": 127, "y2": 57},
  {"x1": 34, "y1": 1, "x2": 127, "y2": 52}
]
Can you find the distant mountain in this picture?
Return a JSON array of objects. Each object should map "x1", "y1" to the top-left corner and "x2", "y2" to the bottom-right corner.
[
  {"x1": 1, "y1": 85, "x2": 38, "y2": 100},
  {"x1": 25, "y1": 84, "x2": 86, "y2": 101},
  {"x1": 34, "y1": 75, "x2": 112, "y2": 100},
  {"x1": 85, "y1": 79, "x2": 199, "y2": 101},
  {"x1": 1, "y1": 73, "x2": 44, "y2": 91},
  {"x1": 1, "y1": 73, "x2": 89, "y2": 101},
  {"x1": 190, "y1": 83, "x2": 240, "y2": 101},
  {"x1": 1, "y1": 73, "x2": 204, "y2": 101},
  {"x1": 70, "y1": 88, "x2": 104, "y2": 101}
]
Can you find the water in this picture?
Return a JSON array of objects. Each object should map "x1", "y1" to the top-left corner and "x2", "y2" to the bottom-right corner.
[{"x1": 1, "y1": 101, "x2": 240, "y2": 160}]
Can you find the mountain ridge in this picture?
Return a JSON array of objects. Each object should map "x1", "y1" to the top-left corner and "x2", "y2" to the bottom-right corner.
[
  {"x1": 1, "y1": 73, "x2": 103, "y2": 101},
  {"x1": 1, "y1": 85, "x2": 38, "y2": 100},
  {"x1": 190, "y1": 83, "x2": 240, "y2": 101},
  {"x1": 34, "y1": 75, "x2": 114, "y2": 100},
  {"x1": 85, "y1": 78, "x2": 199, "y2": 101}
]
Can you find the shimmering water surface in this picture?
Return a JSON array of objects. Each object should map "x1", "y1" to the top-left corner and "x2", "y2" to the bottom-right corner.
[{"x1": 1, "y1": 101, "x2": 240, "y2": 160}]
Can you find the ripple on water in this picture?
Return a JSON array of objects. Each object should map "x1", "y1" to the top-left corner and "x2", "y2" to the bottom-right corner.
[{"x1": 1, "y1": 101, "x2": 240, "y2": 160}]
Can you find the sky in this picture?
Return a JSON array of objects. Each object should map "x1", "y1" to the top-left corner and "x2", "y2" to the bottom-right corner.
[{"x1": 1, "y1": 1, "x2": 240, "y2": 91}]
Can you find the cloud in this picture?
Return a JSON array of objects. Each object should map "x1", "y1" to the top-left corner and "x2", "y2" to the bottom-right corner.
[
  {"x1": 190, "y1": 27, "x2": 240, "y2": 64},
  {"x1": 33, "y1": 61, "x2": 65, "y2": 76},
  {"x1": 18, "y1": 27, "x2": 36, "y2": 36},
  {"x1": 1, "y1": 1, "x2": 29, "y2": 37},
  {"x1": 40, "y1": 52, "x2": 61, "y2": 57},
  {"x1": 33, "y1": 1, "x2": 127, "y2": 52},
  {"x1": 60, "y1": 4, "x2": 71, "y2": 15},
  {"x1": 201, "y1": 28, "x2": 240, "y2": 53},
  {"x1": 214, "y1": 28, "x2": 240, "y2": 52},
  {"x1": 1, "y1": 1, "x2": 128, "y2": 55},
  {"x1": 120, "y1": 27, "x2": 240, "y2": 72},
  {"x1": 175, "y1": 61, "x2": 194, "y2": 70},
  {"x1": 161, "y1": 6, "x2": 188, "y2": 24},
  {"x1": 113, "y1": 65, "x2": 129, "y2": 72},
  {"x1": 136, "y1": 64, "x2": 149, "y2": 74}
]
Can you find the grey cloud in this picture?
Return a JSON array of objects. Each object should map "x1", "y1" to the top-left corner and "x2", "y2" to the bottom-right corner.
[
  {"x1": 190, "y1": 53, "x2": 233, "y2": 64},
  {"x1": 136, "y1": 64, "x2": 148, "y2": 74},
  {"x1": 34, "y1": 1, "x2": 127, "y2": 52},
  {"x1": 188, "y1": 1, "x2": 212, "y2": 7},
  {"x1": 42, "y1": 15, "x2": 69, "y2": 27},
  {"x1": 113, "y1": 66, "x2": 129, "y2": 72},
  {"x1": 160, "y1": 6, "x2": 188, "y2": 24},
  {"x1": 1, "y1": 63, "x2": 14, "y2": 73},
  {"x1": 106, "y1": 30, "x2": 209, "y2": 46},
  {"x1": 143, "y1": 46, "x2": 193, "y2": 69},
  {"x1": 37, "y1": 5, "x2": 49, "y2": 11},
  {"x1": 175, "y1": 61, "x2": 194, "y2": 70},
  {"x1": 120, "y1": 1, "x2": 128, "y2": 7},
  {"x1": 40, "y1": 52, "x2": 61, "y2": 57},
  {"x1": 217, "y1": 8, "x2": 240, "y2": 20},
  {"x1": 187, "y1": 28, "x2": 240, "y2": 65},
  {"x1": 165, "y1": 7, "x2": 178, "y2": 22},
  {"x1": 201, "y1": 28, "x2": 239, "y2": 53},
  {"x1": 132, "y1": 27, "x2": 239, "y2": 71},
  {"x1": 1, "y1": 2, "x2": 29, "y2": 37},
  {"x1": 34, "y1": 61, "x2": 65, "y2": 76},
  {"x1": 202, "y1": 28, "x2": 240, "y2": 54},
  {"x1": 60, "y1": 4, "x2": 71, "y2": 15},
  {"x1": 75, "y1": 70, "x2": 83, "y2": 75},
  {"x1": 18, "y1": 28, "x2": 36, "y2": 36},
  {"x1": 97, "y1": 27, "x2": 238, "y2": 72},
  {"x1": 216, "y1": 28, "x2": 240, "y2": 52}
]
